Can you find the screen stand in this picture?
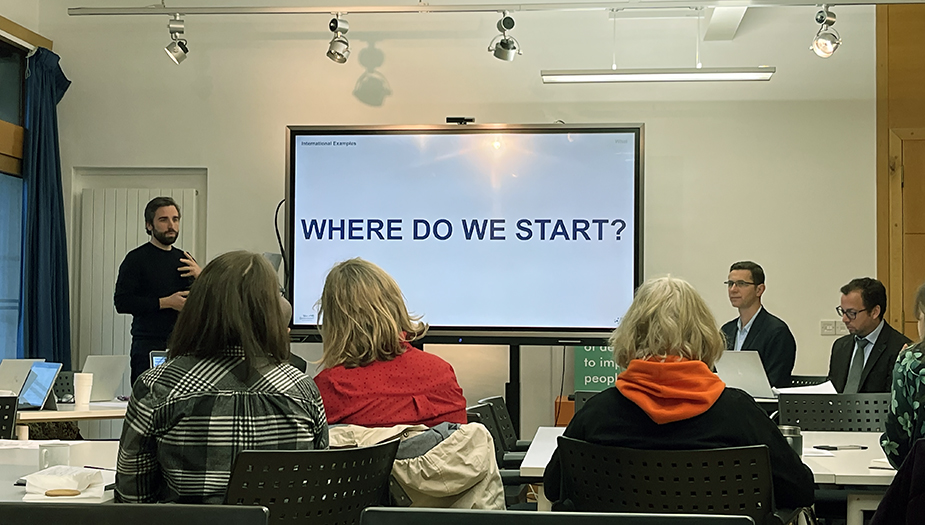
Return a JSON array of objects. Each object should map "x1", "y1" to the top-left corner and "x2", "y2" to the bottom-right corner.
[{"x1": 505, "y1": 345, "x2": 520, "y2": 437}]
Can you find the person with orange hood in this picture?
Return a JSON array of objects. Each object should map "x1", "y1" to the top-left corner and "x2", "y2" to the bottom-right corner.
[{"x1": 543, "y1": 276, "x2": 814, "y2": 510}]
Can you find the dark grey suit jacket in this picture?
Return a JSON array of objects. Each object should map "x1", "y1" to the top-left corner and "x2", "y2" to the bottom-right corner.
[
  {"x1": 827, "y1": 320, "x2": 911, "y2": 393},
  {"x1": 721, "y1": 308, "x2": 797, "y2": 388}
]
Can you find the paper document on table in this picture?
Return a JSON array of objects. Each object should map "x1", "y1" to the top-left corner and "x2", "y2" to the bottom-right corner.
[
  {"x1": 89, "y1": 401, "x2": 129, "y2": 408},
  {"x1": 22, "y1": 466, "x2": 114, "y2": 503},
  {"x1": 869, "y1": 458, "x2": 896, "y2": 470},
  {"x1": 802, "y1": 448, "x2": 835, "y2": 457},
  {"x1": 772, "y1": 381, "x2": 838, "y2": 396},
  {"x1": 0, "y1": 439, "x2": 67, "y2": 450}
]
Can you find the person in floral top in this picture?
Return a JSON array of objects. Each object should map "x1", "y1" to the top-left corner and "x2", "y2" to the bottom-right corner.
[{"x1": 881, "y1": 281, "x2": 925, "y2": 469}]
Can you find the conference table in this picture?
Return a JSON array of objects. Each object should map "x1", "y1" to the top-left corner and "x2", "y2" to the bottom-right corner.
[
  {"x1": 520, "y1": 426, "x2": 894, "y2": 524},
  {"x1": 16, "y1": 401, "x2": 128, "y2": 424},
  {"x1": 0, "y1": 440, "x2": 118, "y2": 502}
]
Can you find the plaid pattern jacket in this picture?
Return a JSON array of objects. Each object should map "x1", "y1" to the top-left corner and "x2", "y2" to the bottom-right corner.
[{"x1": 115, "y1": 351, "x2": 328, "y2": 504}]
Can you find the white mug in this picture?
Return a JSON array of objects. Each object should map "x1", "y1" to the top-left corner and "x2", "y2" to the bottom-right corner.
[{"x1": 39, "y1": 443, "x2": 71, "y2": 470}]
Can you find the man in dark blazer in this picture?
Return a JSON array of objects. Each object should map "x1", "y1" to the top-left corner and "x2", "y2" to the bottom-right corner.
[
  {"x1": 721, "y1": 261, "x2": 797, "y2": 388},
  {"x1": 828, "y1": 277, "x2": 910, "y2": 393}
]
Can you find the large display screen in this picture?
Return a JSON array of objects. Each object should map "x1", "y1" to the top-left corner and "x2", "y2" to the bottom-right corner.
[{"x1": 286, "y1": 124, "x2": 643, "y2": 344}]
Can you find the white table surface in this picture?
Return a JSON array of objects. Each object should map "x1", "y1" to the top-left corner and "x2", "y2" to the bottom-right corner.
[
  {"x1": 802, "y1": 431, "x2": 895, "y2": 486},
  {"x1": 519, "y1": 427, "x2": 895, "y2": 486},
  {"x1": 0, "y1": 441, "x2": 119, "y2": 502},
  {"x1": 16, "y1": 402, "x2": 128, "y2": 423}
]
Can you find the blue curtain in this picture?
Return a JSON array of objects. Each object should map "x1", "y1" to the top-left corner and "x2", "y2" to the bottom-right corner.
[{"x1": 17, "y1": 48, "x2": 72, "y2": 367}]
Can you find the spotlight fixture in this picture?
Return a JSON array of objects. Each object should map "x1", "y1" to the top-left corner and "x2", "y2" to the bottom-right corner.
[
  {"x1": 327, "y1": 16, "x2": 350, "y2": 63},
  {"x1": 488, "y1": 11, "x2": 521, "y2": 61},
  {"x1": 164, "y1": 13, "x2": 188, "y2": 64},
  {"x1": 811, "y1": 5, "x2": 840, "y2": 58}
]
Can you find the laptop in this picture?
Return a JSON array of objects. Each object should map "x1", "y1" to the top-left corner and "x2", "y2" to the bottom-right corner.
[
  {"x1": 18, "y1": 361, "x2": 62, "y2": 410},
  {"x1": 149, "y1": 350, "x2": 168, "y2": 368},
  {"x1": 81, "y1": 355, "x2": 131, "y2": 401},
  {"x1": 0, "y1": 359, "x2": 45, "y2": 396},
  {"x1": 715, "y1": 350, "x2": 776, "y2": 399}
]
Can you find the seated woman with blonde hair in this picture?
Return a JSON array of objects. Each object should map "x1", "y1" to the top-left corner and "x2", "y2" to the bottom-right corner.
[
  {"x1": 543, "y1": 276, "x2": 814, "y2": 510},
  {"x1": 313, "y1": 257, "x2": 467, "y2": 427}
]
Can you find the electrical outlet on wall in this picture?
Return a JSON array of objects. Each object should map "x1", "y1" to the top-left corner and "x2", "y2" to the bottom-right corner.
[
  {"x1": 821, "y1": 320, "x2": 837, "y2": 336},
  {"x1": 836, "y1": 322, "x2": 850, "y2": 336}
]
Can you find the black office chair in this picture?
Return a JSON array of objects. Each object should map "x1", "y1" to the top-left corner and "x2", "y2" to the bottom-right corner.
[
  {"x1": 788, "y1": 375, "x2": 828, "y2": 388},
  {"x1": 53, "y1": 371, "x2": 74, "y2": 401},
  {"x1": 225, "y1": 439, "x2": 400, "y2": 524},
  {"x1": 361, "y1": 507, "x2": 756, "y2": 525},
  {"x1": 0, "y1": 503, "x2": 269, "y2": 525},
  {"x1": 0, "y1": 395, "x2": 16, "y2": 439},
  {"x1": 466, "y1": 404, "x2": 531, "y2": 508},
  {"x1": 466, "y1": 403, "x2": 506, "y2": 466},
  {"x1": 556, "y1": 436, "x2": 802, "y2": 525},
  {"x1": 478, "y1": 396, "x2": 530, "y2": 451},
  {"x1": 574, "y1": 390, "x2": 600, "y2": 413},
  {"x1": 288, "y1": 353, "x2": 308, "y2": 373},
  {"x1": 778, "y1": 393, "x2": 890, "y2": 432}
]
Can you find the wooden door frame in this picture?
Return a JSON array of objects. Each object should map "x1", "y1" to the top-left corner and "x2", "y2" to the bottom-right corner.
[{"x1": 885, "y1": 128, "x2": 925, "y2": 328}]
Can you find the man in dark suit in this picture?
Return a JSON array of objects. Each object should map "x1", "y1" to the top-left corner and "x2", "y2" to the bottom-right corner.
[
  {"x1": 828, "y1": 277, "x2": 910, "y2": 393},
  {"x1": 720, "y1": 261, "x2": 796, "y2": 388}
]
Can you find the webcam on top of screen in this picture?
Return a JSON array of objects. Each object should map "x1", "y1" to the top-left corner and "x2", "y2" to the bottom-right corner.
[{"x1": 446, "y1": 117, "x2": 475, "y2": 125}]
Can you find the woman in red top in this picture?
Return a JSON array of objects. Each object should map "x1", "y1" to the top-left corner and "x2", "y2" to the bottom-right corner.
[{"x1": 313, "y1": 257, "x2": 467, "y2": 427}]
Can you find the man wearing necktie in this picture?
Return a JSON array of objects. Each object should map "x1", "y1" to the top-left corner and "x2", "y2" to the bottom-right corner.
[{"x1": 827, "y1": 277, "x2": 911, "y2": 393}]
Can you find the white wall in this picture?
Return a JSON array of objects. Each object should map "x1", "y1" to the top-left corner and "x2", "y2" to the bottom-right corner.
[
  {"x1": 0, "y1": 2, "x2": 39, "y2": 32},
  {"x1": 28, "y1": 1, "x2": 876, "y2": 434}
]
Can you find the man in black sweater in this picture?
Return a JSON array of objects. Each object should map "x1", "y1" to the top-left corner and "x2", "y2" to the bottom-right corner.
[{"x1": 114, "y1": 196, "x2": 200, "y2": 384}]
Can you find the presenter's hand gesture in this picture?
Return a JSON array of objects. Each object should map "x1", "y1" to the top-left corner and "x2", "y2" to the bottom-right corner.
[
  {"x1": 179, "y1": 251, "x2": 201, "y2": 279},
  {"x1": 160, "y1": 290, "x2": 189, "y2": 311}
]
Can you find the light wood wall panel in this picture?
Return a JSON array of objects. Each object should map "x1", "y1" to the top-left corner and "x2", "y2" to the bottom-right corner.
[{"x1": 76, "y1": 188, "x2": 196, "y2": 438}]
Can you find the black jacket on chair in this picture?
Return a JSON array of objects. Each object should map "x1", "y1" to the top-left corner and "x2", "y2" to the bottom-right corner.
[
  {"x1": 720, "y1": 308, "x2": 797, "y2": 388},
  {"x1": 827, "y1": 320, "x2": 910, "y2": 393}
]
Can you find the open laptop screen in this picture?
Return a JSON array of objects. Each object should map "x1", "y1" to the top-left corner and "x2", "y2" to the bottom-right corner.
[
  {"x1": 18, "y1": 362, "x2": 62, "y2": 409},
  {"x1": 150, "y1": 350, "x2": 168, "y2": 368}
]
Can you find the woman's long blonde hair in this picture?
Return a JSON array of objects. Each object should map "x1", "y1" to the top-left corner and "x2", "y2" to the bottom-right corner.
[
  {"x1": 317, "y1": 258, "x2": 427, "y2": 368},
  {"x1": 609, "y1": 276, "x2": 725, "y2": 369}
]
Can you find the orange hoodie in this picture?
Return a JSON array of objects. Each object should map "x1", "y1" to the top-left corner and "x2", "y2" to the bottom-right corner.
[{"x1": 616, "y1": 356, "x2": 726, "y2": 424}]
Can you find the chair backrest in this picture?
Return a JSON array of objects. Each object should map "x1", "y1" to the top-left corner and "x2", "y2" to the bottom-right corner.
[
  {"x1": 478, "y1": 396, "x2": 517, "y2": 451},
  {"x1": 226, "y1": 439, "x2": 400, "y2": 524},
  {"x1": 557, "y1": 436, "x2": 774, "y2": 525},
  {"x1": 466, "y1": 403, "x2": 505, "y2": 466},
  {"x1": 0, "y1": 395, "x2": 16, "y2": 439},
  {"x1": 361, "y1": 507, "x2": 755, "y2": 525},
  {"x1": 288, "y1": 353, "x2": 308, "y2": 373},
  {"x1": 778, "y1": 393, "x2": 890, "y2": 432},
  {"x1": 0, "y1": 503, "x2": 269, "y2": 525},
  {"x1": 53, "y1": 371, "x2": 74, "y2": 400},
  {"x1": 788, "y1": 375, "x2": 828, "y2": 388},
  {"x1": 574, "y1": 390, "x2": 599, "y2": 413}
]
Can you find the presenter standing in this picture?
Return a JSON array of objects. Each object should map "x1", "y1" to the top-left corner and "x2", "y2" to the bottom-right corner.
[{"x1": 114, "y1": 196, "x2": 200, "y2": 384}]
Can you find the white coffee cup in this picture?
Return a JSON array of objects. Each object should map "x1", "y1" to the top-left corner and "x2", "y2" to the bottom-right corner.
[
  {"x1": 39, "y1": 443, "x2": 71, "y2": 470},
  {"x1": 73, "y1": 373, "x2": 93, "y2": 409}
]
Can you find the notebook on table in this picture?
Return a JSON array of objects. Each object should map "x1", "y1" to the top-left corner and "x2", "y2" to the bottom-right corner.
[
  {"x1": 18, "y1": 362, "x2": 62, "y2": 410},
  {"x1": 714, "y1": 350, "x2": 776, "y2": 399},
  {"x1": 81, "y1": 355, "x2": 131, "y2": 402}
]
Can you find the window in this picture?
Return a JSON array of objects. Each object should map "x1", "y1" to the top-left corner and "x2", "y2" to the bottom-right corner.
[
  {"x1": 0, "y1": 171, "x2": 23, "y2": 359},
  {"x1": 0, "y1": 39, "x2": 25, "y2": 126}
]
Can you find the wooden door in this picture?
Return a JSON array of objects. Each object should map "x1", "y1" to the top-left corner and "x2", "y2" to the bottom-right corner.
[{"x1": 889, "y1": 129, "x2": 925, "y2": 341}]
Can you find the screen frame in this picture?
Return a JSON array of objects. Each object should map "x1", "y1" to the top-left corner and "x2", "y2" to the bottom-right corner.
[{"x1": 285, "y1": 123, "x2": 644, "y2": 346}]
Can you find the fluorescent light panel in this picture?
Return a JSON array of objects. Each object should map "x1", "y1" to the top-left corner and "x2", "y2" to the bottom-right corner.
[{"x1": 541, "y1": 66, "x2": 776, "y2": 83}]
